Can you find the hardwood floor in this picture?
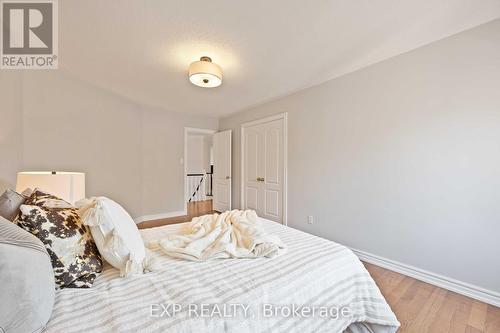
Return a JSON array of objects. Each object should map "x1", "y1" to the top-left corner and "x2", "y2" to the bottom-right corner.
[
  {"x1": 137, "y1": 200, "x2": 214, "y2": 229},
  {"x1": 138, "y1": 210, "x2": 500, "y2": 332},
  {"x1": 364, "y1": 262, "x2": 500, "y2": 333}
]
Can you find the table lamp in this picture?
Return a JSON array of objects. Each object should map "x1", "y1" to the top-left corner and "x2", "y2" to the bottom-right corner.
[{"x1": 16, "y1": 171, "x2": 85, "y2": 205}]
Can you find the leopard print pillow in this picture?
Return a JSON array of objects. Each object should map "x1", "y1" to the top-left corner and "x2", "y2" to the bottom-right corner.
[
  {"x1": 24, "y1": 188, "x2": 73, "y2": 209},
  {"x1": 17, "y1": 204, "x2": 102, "y2": 288}
]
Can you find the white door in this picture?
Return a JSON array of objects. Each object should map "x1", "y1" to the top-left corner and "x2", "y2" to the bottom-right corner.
[
  {"x1": 213, "y1": 130, "x2": 232, "y2": 212},
  {"x1": 243, "y1": 117, "x2": 285, "y2": 223}
]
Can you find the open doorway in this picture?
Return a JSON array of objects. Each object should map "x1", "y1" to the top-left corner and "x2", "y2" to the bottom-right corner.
[{"x1": 184, "y1": 127, "x2": 217, "y2": 218}]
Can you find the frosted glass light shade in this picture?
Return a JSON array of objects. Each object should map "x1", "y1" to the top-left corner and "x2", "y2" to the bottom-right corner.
[
  {"x1": 188, "y1": 57, "x2": 222, "y2": 88},
  {"x1": 16, "y1": 172, "x2": 85, "y2": 204}
]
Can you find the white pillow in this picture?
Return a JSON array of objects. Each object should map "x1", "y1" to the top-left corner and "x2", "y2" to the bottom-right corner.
[{"x1": 76, "y1": 197, "x2": 151, "y2": 277}]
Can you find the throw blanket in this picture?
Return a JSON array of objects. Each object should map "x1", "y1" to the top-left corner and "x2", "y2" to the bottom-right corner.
[{"x1": 147, "y1": 210, "x2": 286, "y2": 261}]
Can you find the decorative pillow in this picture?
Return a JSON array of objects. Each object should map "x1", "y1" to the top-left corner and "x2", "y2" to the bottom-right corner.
[
  {"x1": 0, "y1": 216, "x2": 55, "y2": 333},
  {"x1": 77, "y1": 197, "x2": 152, "y2": 277},
  {"x1": 0, "y1": 189, "x2": 26, "y2": 221},
  {"x1": 17, "y1": 203, "x2": 102, "y2": 288},
  {"x1": 21, "y1": 187, "x2": 34, "y2": 197},
  {"x1": 25, "y1": 188, "x2": 73, "y2": 209}
]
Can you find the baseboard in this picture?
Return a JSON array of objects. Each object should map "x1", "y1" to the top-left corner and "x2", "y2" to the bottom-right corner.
[
  {"x1": 350, "y1": 247, "x2": 500, "y2": 307},
  {"x1": 134, "y1": 210, "x2": 187, "y2": 224}
]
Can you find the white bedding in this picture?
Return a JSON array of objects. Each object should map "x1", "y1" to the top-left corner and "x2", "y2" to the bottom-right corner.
[
  {"x1": 149, "y1": 210, "x2": 286, "y2": 261},
  {"x1": 45, "y1": 219, "x2": 400, "y2": 333}
]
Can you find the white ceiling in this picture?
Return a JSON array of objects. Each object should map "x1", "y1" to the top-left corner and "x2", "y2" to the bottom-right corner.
[{"x1": 60, "y1": 1, "x2": 500, "y2": 117}]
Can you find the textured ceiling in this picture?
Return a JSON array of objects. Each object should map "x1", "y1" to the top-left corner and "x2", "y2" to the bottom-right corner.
[{"x1": 59, "y1": 0, "x2": 500, "y2": 117}]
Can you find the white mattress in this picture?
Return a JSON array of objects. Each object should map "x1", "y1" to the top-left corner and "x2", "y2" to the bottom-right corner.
[{"x1": 45, "y1": 219, "x2": 399, "y2": 333}]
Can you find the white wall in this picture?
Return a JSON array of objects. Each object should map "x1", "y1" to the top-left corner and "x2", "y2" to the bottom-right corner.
[
  {"x1": 220, "y1": 19, "x2": 500, "y2": 294},
  {"x1": 186, "y1": 133, "x2": 213, "y2": 174},
  {"x1": 186, "y1": 135, "x2": 205, "y2": 174},
  {"x1": 203, "y1": 135, "x2": 213, "y2": 172},
  {"x1": 140, "y1": 111, "x2": 217, "y2": 216},
  {"x1": 0, "y1": 72, "x2": 23, "y2": 193},
  {"x1": 0, "y1": 71, "x2": 218, "y2": 218}
]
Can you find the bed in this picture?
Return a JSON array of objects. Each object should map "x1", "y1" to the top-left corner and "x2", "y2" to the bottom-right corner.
[{"x1": 44, "y1": 218, "x2": 400, "y2": 333}]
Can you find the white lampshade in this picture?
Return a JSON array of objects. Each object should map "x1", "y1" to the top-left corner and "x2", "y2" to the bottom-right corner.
[
  {"x1": 188, "y1": 56, "x2": 222, "y2": 88},
  {"x1": 16, "y1": 171, "x2": 85, "y2": 205}
]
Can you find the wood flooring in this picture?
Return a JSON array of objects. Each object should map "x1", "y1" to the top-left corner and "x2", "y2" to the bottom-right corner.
[
  {"x1": 364, "y1": 262, "x2": 500, "y2": 333},
  {"x1": 137, "y1": 199, "x2": 214, "y2": 229}
]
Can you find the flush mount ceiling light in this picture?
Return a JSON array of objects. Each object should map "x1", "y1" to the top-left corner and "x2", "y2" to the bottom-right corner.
[{"x1": 188, "y1": 56, "x2": 222, "y2": 88}]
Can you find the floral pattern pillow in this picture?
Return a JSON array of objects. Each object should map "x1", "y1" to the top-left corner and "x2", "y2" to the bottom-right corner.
[{"x1": 17, "y1": 191, "x2": 102, "y2": 288}]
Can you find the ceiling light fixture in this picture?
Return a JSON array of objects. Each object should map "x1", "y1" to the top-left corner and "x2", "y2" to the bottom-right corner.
[{"x1": 188, "y1": 56, "x2": 222, "y2": 88}]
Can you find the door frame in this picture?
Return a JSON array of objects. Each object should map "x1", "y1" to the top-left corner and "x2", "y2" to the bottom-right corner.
[
  {"x1": 184, "y1": 127, "x2": 217, "y2": 213},
  {"x1": 240, "y1": 112, "x2": 288, "y2": 225}
]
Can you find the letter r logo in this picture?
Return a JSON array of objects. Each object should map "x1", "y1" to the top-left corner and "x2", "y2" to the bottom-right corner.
[{"x1": 2, "y1": 1, "x2": 53, "y2": 54}]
